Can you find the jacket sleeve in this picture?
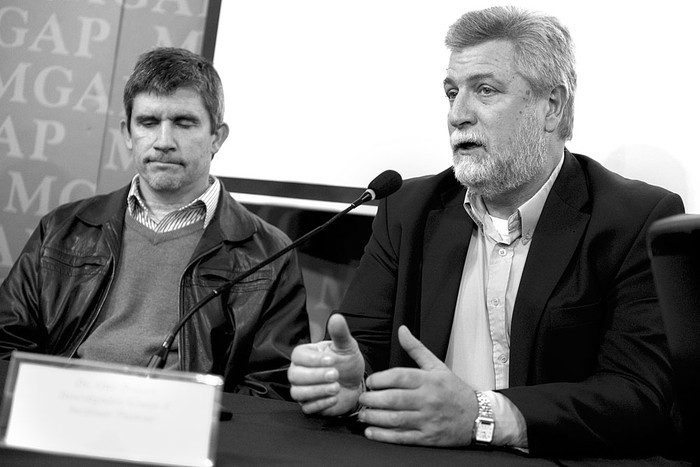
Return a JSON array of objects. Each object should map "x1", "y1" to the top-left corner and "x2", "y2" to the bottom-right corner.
[
  {"x1": 0, "y1": 223, "x2": 47, "y2": 358},
  {"x1": 501, "y1": 191, "x2": 685, "y2": 457},
  {"x1": 338, "y1": 194, "x2": 402, "y2": 374}
]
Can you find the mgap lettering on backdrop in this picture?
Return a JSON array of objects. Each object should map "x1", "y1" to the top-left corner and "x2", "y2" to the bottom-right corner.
[{"x1": 0, "y1": 0, "x2": 209, "y2": 283}]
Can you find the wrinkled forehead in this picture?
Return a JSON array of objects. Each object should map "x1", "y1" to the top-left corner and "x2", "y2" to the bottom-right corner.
[
  {"x1": 446, "y1": 40, "x2": 519, "y2": 79},
  {"x1": 130, "y1": 89, "x2": 211, "y2": 120}
]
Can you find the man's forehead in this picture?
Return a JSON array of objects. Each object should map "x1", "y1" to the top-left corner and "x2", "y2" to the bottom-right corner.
[
  {"x1": 445, "y1": 40, "x2": 522, "y2": 83},
  {"x1": 131, "y1": 89, "x2": 206, "y2": 112},
  {"x1": 447, "y1": 40, "x2": 516, "y2": 69}
]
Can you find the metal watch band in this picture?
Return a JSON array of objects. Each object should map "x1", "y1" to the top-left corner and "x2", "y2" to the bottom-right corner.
[{"x1": 473, "y1": 391, "x2": 495, "y2": 446}]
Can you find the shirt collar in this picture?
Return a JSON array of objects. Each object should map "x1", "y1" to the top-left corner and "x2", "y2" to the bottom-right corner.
[
  {"x1": 464, "y1": 152, "x2": 566, "y2": 245},
  {"x1": 127, "y1": 175, "x2": 221, "y2": 229}
]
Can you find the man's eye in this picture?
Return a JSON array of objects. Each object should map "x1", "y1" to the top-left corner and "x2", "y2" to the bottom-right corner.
[
  {"x1": 478, "y1": 86, "x2": 497, "y2": 96},
  {"x1": 445, "y1": 89, "x2": 458, "y2": 101},
  {"x1": 176, "y1": 119, "x2": 196, "y2": 128}
]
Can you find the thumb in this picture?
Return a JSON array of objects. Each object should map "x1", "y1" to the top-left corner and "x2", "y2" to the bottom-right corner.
[
  {"x1": 327, "y1": 313, "x2": 358, "y2": 354},
  {"x1": 398, "y1": 325, "x2": 447, "y2": 371}
]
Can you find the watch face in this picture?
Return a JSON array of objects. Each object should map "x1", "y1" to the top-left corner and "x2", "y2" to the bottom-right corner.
[{"x1": 476, "y1": 419, "x2": 494, "y2": 442}]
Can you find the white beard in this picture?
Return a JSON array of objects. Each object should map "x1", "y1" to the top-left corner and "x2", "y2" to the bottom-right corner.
[{"x1": 452, "y1": 107, "x2": 548, "y2": 200}]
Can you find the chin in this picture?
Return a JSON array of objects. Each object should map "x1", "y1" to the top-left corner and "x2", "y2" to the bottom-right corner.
[
  {"x1": 453, "y1": 165, "x2": 511, "y2": 199},
  {"x1": 453, "y1": 158, "x2": 484, "y2": 186},
  {"x1": 144, "y1": 174, "x2": 184, "y2": 193}
]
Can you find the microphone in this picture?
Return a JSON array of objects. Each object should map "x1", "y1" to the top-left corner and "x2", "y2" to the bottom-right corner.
[
  {"x1": 147, "y1": 170, "x2": 403, "y2": 369},
  {"x1": 356, "y1": 169, "x2": 403, "y2": 206}
]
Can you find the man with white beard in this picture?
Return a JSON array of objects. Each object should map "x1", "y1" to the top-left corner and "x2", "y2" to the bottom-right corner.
[{"x1": 287, "y1": 6, "x2": 684, "y2": 459}]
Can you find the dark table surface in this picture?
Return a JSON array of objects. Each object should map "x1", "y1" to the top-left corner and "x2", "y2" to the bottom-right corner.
[{"x1": 0, "y1": 359, "x2": 690, "y2": 466}]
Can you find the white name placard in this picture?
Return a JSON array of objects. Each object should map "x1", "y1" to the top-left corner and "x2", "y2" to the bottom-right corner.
[{"x1": 0, "y1": 352, "x2": 223, "y2": 467}]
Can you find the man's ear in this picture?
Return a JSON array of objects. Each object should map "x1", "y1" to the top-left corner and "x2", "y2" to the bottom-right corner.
[
  {"x1": 120, "y1": 120, "x2": 133, "y2": 150},
  {"x1": 544, "y1": 85, "x2": 567, "y2": 134},
  {"x1": 210, "y1": 123, "x2": 230, "y2": 158}
]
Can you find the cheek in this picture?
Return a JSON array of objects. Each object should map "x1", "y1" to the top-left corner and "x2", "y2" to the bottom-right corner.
[
  {"x1": 187, "y1": 133, "x2": 215, "y2": 148},
  {"x1": 488, "y1": 114, "x2": 519, "y2": 136},
  {"x1": 132, "y1": 133, "x2": 154, "y2": 148},
  {"x1": 184, "y1": 140, "x2": 215, "y2": 164}
]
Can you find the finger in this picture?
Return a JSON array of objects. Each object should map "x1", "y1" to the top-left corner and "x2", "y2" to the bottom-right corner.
[
  {"x1": 290, "y1": 382, "x2": 340, "y2": 403},
  {"x1": 359, "y1": 388, "x2": 421, "y2": 411},
  {"x1": 299, "y1": 396, "x2": 340, "y2": 415},
  {"x1": 327, "y1": 314, "x2": 358, "y2": 354},
  {"x1": 358, "y1": 407, "x2": 419, "y2": 429},
  {"x1": 365, "y1": 367, "x2": 423, "y2": 390},
  {"x1": 397, "y1": 325, "x2": 446, "y2": 371},
  {"x1": 287, "y1": 363, "x2": 339, "y2": 385},
  {"x1": 363, "y1": 426, "x2": 423, "y2": 446},
  {"x1": 290, "y1": 342, "x2": 334, "y2": 367}
]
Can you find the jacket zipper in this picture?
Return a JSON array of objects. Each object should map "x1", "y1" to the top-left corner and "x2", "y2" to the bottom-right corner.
[
  {"x1": 66, "y1": 259, "x2": 116, "y2": 358},
  {"x1": 178, "y1": 242, "x2": 223, "y2": 371},
  {"x1": 66, "y1": 221, "x2": 120, "y2": 359}
]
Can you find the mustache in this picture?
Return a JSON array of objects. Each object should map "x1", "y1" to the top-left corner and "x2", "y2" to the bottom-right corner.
[
  {"x1": 146, "y1": 152, "x2": 182, "y2": 164},
  {"x1": 450, "y1": 130, "x2": 488, "y2": 151}
]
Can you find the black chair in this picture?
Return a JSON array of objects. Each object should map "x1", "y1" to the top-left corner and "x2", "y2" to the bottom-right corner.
[{"x1": 647, "y1": 213, "x2": 700, "y2": 462}]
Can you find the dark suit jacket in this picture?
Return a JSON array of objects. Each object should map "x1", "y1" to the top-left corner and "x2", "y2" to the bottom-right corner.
[{"x1": 339, "y1": 151, "x2": 684, "y2": 457}]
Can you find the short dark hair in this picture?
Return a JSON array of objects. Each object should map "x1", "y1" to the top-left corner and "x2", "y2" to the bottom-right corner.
[
  {"x1": 123, "y1": 47, "x2": 225, "y2": 133},
  {"x1": 446, "y1": 6, "x2": 576, "y2": 141}
]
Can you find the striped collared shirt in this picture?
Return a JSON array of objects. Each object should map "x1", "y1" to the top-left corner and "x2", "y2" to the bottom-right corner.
[{"x1": 126, "y1": 175, "x2": 221, "y2": 232}]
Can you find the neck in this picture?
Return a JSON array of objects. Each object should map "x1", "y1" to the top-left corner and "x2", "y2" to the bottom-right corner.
[
  {"x1": 483, "y1": 176, "x2": 547, "y2": 219},
  {"x1": 145, "y1": 200, "x2": 188, "y2": 223},
  {"x1": 138, "y1": 179, "x2": 210, "y2": 222},
  {"x1": 483, "y1": 147, "x2": 563, "y2": 219},
  {"x1": 482, "y1": 197, "x2": 521, "y2": 220}
]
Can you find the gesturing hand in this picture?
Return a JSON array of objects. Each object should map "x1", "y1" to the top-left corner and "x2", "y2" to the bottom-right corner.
[
  {"x1": 288, "y1": 313, "x2": 365, "y2": 416},
  {"x1": 357, "y1": 325, "x2": 478, "y2": 447}
]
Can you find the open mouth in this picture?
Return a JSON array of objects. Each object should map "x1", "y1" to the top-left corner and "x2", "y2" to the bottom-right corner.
[{"x1": 454, "y1": 141, "x2": 484, "y2": 151}]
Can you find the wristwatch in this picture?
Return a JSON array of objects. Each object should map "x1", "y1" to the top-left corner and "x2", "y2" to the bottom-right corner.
[{"x1": 473, "y1": 391, "x2": 495, "y2": 446}]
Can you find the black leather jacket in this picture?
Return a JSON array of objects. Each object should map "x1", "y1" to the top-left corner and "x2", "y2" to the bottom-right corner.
[{"x1": 0, "y1": 185, "x2": 309, "y2": 399}]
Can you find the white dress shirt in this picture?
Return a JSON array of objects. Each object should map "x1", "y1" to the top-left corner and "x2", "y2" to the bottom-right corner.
[{"x1": 445, "y1": 153, "x2": 565, "y2": 447}]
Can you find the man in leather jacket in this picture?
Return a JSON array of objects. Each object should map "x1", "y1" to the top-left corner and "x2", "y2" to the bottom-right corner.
[{"x1": 0, "y1": 47, "x2": 309, "y2": 400}]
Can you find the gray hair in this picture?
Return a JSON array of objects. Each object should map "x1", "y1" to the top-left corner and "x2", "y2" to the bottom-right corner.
[
  {"x1": 445, "y1": 6, "x2": 576, "y2": 140},
  {"x1": 123, "y1": 47, "x2": 225, "y2": 134}
]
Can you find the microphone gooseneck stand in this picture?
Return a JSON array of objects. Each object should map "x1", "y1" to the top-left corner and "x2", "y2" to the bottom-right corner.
[{"x1": 147, "y1": 170, "x2": 402, "y2": 369}]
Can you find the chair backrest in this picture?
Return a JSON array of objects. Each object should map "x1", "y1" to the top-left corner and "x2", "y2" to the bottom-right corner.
[{"x1": 647, "y1": 213, "x2": 700, "y2": 460}]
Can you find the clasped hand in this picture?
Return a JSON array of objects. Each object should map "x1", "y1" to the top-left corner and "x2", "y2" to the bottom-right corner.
[{"x1": 288, "y1": 314, "x2": 478, "y2": 447}]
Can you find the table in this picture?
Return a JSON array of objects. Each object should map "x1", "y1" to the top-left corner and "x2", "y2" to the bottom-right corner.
[{"x1": 0, "y1": 360, "x2": 689, "y2": 466}]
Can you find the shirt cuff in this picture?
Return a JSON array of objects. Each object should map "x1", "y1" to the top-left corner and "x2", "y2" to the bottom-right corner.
[{"x1": 483, "y1": 390, "x2": 529, "y2": 449}]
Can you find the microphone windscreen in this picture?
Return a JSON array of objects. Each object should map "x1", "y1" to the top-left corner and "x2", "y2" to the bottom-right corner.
[{"x1": 367, "y1": 170, "x2": 403, "y2": 200}]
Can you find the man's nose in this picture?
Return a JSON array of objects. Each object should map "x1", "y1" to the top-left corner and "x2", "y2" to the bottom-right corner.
[
  {"x1": 154, "y1": 123, "x2": 176, "y2": 151},
  {"x1": 448, "y1": 93, "x2": 477, "y2": 129}
]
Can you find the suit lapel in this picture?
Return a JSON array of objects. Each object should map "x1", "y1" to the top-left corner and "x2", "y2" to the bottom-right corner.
[
  {"x1": 509, "y1": 151, "x2": 591, "y2": 386},
  {"x1": 420, "y1": 185, "x2": 473, "y2": 360}
]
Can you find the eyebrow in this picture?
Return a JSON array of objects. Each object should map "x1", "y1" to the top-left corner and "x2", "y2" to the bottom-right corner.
[
  {"x1": 133, "y1": 112, "x2": 201, "y2": 122},
  {"x1": 134, "y1": 115, "x2": 156, "y2": 123},
  {"x1": 444, "y1": 72, "x2": 500, "y2": 87},
  {"x1": 173, "y1": 113, "x2": 201, "y2": 122}
]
